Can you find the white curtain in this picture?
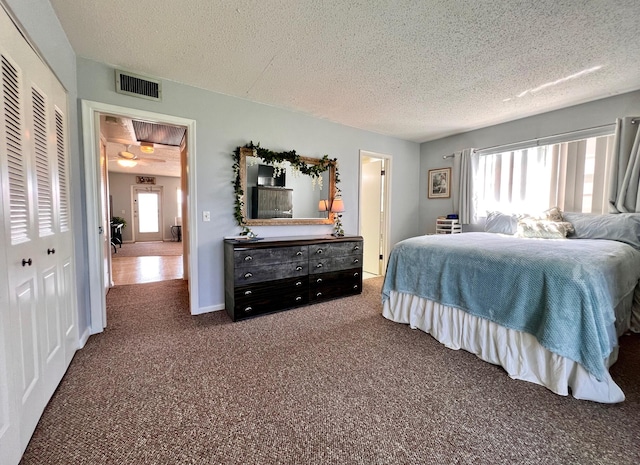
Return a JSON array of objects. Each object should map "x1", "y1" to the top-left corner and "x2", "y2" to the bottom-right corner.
[
  {"x1": 609, "y1": 117, "x2": 640, "y2": 213},
  {"x1": 454, "y1": 148, "x2": 475, "y2": 224}
]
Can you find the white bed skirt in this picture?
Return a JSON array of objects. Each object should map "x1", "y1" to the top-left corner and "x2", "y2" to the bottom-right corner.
[{"x1": 382, "y1": 291, "x2": 624, "y2": 403}]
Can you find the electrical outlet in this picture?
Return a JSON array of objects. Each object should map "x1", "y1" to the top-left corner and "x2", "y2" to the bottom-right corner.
[{"x1": 203, "y1": 211, "x2": 211, "y2": 222}]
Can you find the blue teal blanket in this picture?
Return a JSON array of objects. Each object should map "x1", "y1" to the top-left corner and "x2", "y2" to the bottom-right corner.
[{"x1": 382, "y1": 233, "x2": 640, "y2": 380}]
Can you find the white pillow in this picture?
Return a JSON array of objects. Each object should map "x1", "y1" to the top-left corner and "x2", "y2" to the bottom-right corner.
[
  {"x1": 562, "y1": 212, "x2": 640, "y2": 249},
  {"x1": 516, "y1": 218, "x2": 574, "y2": 239}
]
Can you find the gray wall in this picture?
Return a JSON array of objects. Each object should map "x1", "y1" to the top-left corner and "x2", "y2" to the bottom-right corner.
[
  {"x1": 4, "y1": 0, "x2": 90, "y2": 333},
  {"x1": 419, "y1": 90, "x2": 640, "y2": 234},
  {"x1": 108, "y1": 172, "x2": 181, "y2": 242},
  {"x1": 76, "y1": 57, "x2": 421, "y2": 311}
]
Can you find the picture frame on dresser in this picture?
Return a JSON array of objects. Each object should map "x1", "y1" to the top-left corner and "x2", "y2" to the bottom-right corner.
[{"x1": 428, "y1": 168, "x2": 451, "y2": 199}]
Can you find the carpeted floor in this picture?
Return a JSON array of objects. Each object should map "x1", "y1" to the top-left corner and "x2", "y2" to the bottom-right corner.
[
  {"x1": 20, "y1": 277, "x2": 640, "y2": 464},
  {"x1": 112, "y1": 240, "x2": 183, "y2": 257}
]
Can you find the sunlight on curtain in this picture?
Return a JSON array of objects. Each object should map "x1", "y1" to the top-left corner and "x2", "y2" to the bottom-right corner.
[{"x1": 474, "y1": 134, "x2": 615, "y2": 216}]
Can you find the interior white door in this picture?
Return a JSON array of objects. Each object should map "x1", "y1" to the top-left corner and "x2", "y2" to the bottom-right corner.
[
  {"x1": 100, "y1": 139, "x2": 112, "y2": 290},
  {"x1": 361, "y1": 159, "x2": 383, "y2": 275},
  {"x1": 0, "y1": 6, "x2": 77, "y2": 464},
  {"x1": 134, "y1": 187, "x2": 163, "y2": 242}
]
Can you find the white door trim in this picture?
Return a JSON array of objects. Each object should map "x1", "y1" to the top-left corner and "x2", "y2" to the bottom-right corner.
[
  {"x1": 81, "y1": 100, "x2": 198, "y2": 333},
  {"x1": 358, "y1": 150, "x2": 392, "y2": 275}
]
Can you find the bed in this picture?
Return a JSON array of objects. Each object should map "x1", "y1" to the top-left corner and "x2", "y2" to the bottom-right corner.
[{"x1": 382, "y1": 213, "x2": 640, "y2": 403}]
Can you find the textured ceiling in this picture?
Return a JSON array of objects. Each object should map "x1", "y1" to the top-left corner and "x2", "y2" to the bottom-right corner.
[{"x1": 50, "y1": 0, "x2": 640, "y2": 143}]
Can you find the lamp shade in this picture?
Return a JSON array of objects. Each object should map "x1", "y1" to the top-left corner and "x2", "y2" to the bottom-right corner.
[
  {"x1": 330, "y1": 198, "x2": 345, "y2": 213},
  {"x1": 140, "y1": 142, "x2": 154, "y2": 154},
  {"x1": 318, "y1": 200, "x2": 328, "y2": 212}
]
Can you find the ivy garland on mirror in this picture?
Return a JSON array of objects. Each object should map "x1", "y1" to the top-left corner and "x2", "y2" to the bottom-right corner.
[{"x1": 232, "y1": 142, "x2": 340, "y2": 236}]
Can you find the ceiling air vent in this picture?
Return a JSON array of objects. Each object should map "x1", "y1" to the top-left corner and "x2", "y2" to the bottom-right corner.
[{"x1": 115, "y1": 69, "x2": 162, "y2": 101}]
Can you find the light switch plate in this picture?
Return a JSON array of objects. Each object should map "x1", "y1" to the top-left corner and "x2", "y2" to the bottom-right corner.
[{"x1": 203, "y1": 211, "x2": 211, "y2": 222}]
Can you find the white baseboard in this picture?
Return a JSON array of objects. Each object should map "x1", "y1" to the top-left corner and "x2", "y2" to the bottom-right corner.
[
  {"x1": 192, "y1": 303, "x2": 225, "y2": 315},
  {"x1": 78, "y1": 325, "x2": 92, "y2": 349}
]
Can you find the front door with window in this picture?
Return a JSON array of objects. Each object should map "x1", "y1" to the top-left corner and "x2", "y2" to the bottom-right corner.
[{"x1": 133, "y1": 187, "x2": 163, "y2": 242}]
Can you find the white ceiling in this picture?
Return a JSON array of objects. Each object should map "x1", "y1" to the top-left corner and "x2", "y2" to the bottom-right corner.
[
  {"x1": 101, "y1": 115, "x2": 182, "y2": 177},
  {"x1": 51, "y1": 0, "x2": 640, "y2": 143}
]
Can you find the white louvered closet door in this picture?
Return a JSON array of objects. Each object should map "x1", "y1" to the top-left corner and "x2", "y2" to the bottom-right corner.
[{"x1": 0, "y1": 6, "x2": 78, "y2": 465}]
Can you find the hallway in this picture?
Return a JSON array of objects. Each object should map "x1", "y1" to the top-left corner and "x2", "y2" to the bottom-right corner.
[{"x1": 111, "y1": 241, "x2": 183, "y2": 285}]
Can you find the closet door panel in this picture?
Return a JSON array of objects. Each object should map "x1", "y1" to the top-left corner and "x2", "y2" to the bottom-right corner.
[
  {"x1": 40, "y1": 262, "x2": 64, "y2": 387},
  {"x1": 15, "y1": 276, "x2": 45, "y2": 448},
  {"x1": 0, "y1": 6, "x2": 78, "y2": 463},
  {"x1": 53, "y1": 102, "x2": 76, "y2": 366},
  {"x1": 0, "y1": 31, "x2": 22, "y2": 465}
]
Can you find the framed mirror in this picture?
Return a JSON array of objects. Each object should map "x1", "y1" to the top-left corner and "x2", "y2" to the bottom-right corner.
[{"x1": 237, "y1": 147, "x2": 337, "y2": 226}]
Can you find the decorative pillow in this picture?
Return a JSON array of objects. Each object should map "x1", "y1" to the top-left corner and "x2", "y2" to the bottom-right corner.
[
  {"x1": 562, "y1": 212, "x2": 640, "y2": 249},
  {"x1": 485, "y1": 211, "x2": 518, "y2": 235},
  {"x1": 516, "y1": 218, "x2": 574, "y2": 239},
  {"x1": 543, "y1": 206, "x2": 564, "y2": 222}
]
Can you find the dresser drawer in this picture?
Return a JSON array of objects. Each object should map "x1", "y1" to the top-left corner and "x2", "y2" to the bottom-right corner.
[
  {"x1": 234, "y1": 262, "x2": 307, "y2": 285},
  {"x1": 309, "y1": 268, "x2": 362, "y2": 301},
  {"x1": 235, "y1": 276, "x2": 308, "y2": 302},
  {"x1": 309, "y1": 241, "x2": 362, "y2": 258},
  {"x1": 234, "y1": 277, "x2": 309, "y2": 318},
  {"x1": 309, "y1": 255, "x2": 362, "y2": 274},
  {"x1": 234, "y1": 245, "x2": 308, "y2": 268}
]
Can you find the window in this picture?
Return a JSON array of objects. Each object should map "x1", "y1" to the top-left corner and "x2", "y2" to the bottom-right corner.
[
  {"x1": 176, "y1": 188, "x2": 182, "y2": 218},
  {"x1": 473, "y1": 132, "x2": 615, "y2": 217}
]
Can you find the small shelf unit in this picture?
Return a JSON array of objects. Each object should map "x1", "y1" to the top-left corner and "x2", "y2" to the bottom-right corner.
[{"x1": 436, "y1": 218, "x2": 462, "y2": 234}]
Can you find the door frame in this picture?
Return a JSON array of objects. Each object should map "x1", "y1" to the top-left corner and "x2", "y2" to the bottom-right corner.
[
  {"x1": 358, "y1": 150, "x2": 392, "y2": 275},
  {"x1": 81, "y1": 100, "x2": 198, "y2": 333}
]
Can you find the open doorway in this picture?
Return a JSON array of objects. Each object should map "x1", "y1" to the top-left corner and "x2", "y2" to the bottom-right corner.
[
  {"x1": 81, "y1": 99, "x2": 198, "y2": 333},
  {"x1": 101, "y1": 113, "x2": 186, "y2": 286},
  {"x1": 359, "y1": 151, "x2": 391, "y2": 278}
]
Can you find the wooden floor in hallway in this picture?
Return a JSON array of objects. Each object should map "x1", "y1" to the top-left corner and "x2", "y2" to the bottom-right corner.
[{"x1": 111, "y1": 241, "x2": 183, "y2": 285}]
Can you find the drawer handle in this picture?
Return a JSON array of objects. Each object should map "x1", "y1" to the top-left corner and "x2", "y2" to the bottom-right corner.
[
  {"x1": 243, "y1": 306, "x2": 253, "y2": 313},
  {"x1": 316, "y1": 249, "x2": 323, "y2": 254},
  {"x1": 353, "y1": 284, "x2": 359, "y2": 289},
  {"x1": 296, "y1": 251, "x2": 303, "y2": 256},
  {"x1": 316, "y1": 278, "x2": 323, "y2": 283},
  {"x1": 295, "y1": 296, "x2": 303, "y2": 302},
  {"x1": 353, "y1": 258, "x2": 359, "y2": 264},
  {"x1": 296, "y1": 266, "x2": 303, "y2": 271},
  {"x1": 22, "y1": 258, "x2": 33, "y2": 267},
  {"x1": 316, "y1": 263, "x2": 323, "y2": 269},
  {"x1": 244, "y1": 290, "x2": 252, "y2": 296},
  {"x1": 316, "y1": 292, "x2": 322, "y2": 298},
  {"x1": 295, "y1": 281, "x2": 303, "y2": 287},
  {"x1": 47, "y1": 248, "x2": 56, "y2": 255},
  {"x1": 244, "y1": 272, "x2": 253, "y2": 279},
  {"x1": 353, "y1": 272, "x2": 359, "y2": 277},
  {"x1": 244, "y1": 255, "x2": 253, "y2": 261},
  {"x1": 353, "y1": 245, "x2": 360, "y2": 251}
]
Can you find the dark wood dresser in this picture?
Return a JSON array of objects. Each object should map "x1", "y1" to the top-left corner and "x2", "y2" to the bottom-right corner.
[{"x1": 224, "y1": 235, "x2": 363, "y2": 321}]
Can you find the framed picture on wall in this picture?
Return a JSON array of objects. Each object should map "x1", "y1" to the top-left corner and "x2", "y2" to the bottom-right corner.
[
  {"x1": 136, "y1": 176, "x2": 156, "y2": 185},
  {"x1": 428, "y1": 168, "x2": 451, "y2": 199}
]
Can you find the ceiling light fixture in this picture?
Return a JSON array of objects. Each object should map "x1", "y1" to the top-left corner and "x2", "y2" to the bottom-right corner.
[
  {"x1": 116, "y1": 144, "x2": 138, "y2": 167},
  {"x1": 140, "y1": 141, "x2": 155, "y2": 154},
  {"x1": 117, "y1": 158, "x2": 138, "y2": 168}
]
